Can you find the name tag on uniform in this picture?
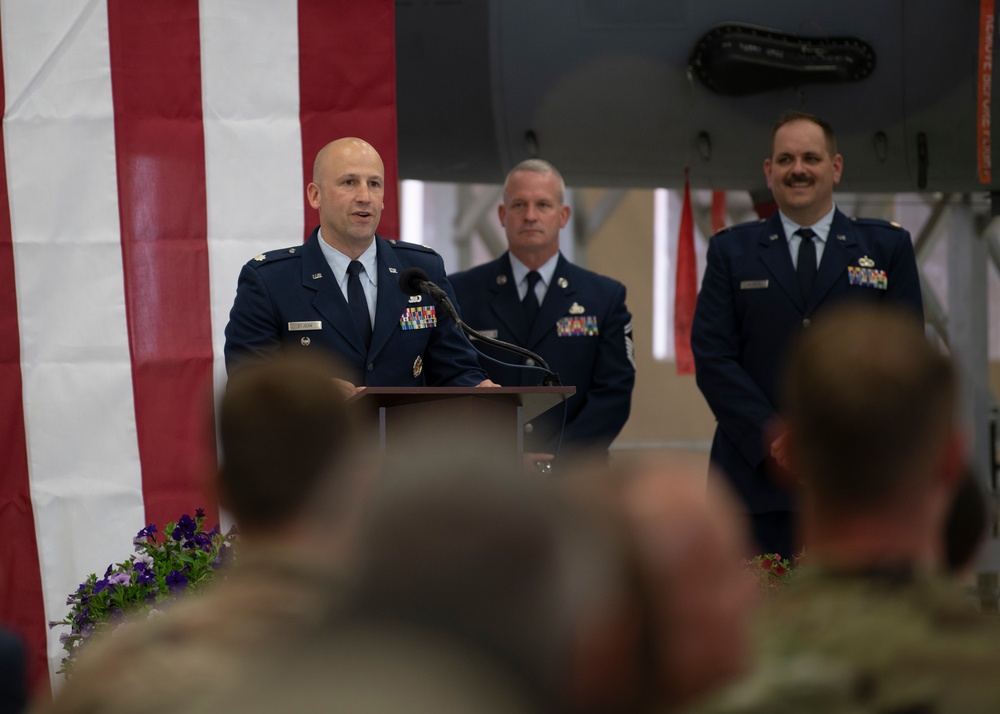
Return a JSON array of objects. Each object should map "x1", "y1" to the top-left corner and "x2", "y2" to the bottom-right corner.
[
  {"x1": 740, "y1": 280, "x2": 769, "y2": 290},
  {"x1": 471, "y1": 329, "x2": 498, "y2": 340},
  {"x1": 288, "y1": 321, "x2": 322, "y2": 331}
]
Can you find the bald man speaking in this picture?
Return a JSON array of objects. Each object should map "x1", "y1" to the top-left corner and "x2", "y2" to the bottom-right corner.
[{"x1": 224, "y1": 138, "x2": 495, "y2": 390}]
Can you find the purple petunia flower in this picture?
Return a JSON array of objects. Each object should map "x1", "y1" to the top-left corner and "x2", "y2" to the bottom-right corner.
[
  {"x1": 134, "y1": 523, "x2": 158, "y2": 550},
  {"x1": 193, "y1": 533, "x2": 211, "y2": 551},
  {"x1": 165, "y1": 570, "x2": 189, "y2": 593},
  {"x1": 108, "y1": 571, "x2": 131, "y2": 587},
  {"x1": 172, "y1": 514, "x2": 197, "y2": 542}
]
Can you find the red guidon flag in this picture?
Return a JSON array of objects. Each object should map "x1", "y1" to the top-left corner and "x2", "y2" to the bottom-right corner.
[
  {"x1": 0, "y1": 0, "x2": 397, "y2": 697},
  {"x1": 711, "y1": 190, "x2": 728, "y2": 234},
  {"x1": 674, "y1": 172, "x2": 698, "y2": 375}
]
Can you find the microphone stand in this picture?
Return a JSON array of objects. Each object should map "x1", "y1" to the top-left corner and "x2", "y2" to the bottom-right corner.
[{"x1": 429, "y1": 291, "x2": 562, "y2": 387}]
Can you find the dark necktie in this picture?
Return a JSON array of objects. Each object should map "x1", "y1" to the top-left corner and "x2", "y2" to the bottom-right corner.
[
  {"x1": 346, "y1": 260, "x2": 372, "y2": 350},
  {"x1": 523, "y1": 271, "x2": 541, "y2": 325},
  {"x1": 796, "y1": 228, "x2": 817, "y2": 302}
]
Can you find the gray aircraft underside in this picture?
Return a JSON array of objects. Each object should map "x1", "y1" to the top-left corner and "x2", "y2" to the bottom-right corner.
[{"x1": 396, "y1": 1, "x2": 995, "y2": 196}]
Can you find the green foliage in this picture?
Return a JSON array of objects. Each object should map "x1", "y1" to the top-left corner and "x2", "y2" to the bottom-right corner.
[{"x1": 49, "y1": 509, "x2": 238, "y2": 674}]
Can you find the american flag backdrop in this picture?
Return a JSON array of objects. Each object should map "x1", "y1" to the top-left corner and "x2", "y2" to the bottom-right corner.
[{"x1": 0, "y1": 0, "x2": 398, "y2": 695}]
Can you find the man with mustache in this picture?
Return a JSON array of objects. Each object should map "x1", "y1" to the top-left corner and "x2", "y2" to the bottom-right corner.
[{"x1": 691, "y1": 112, "x2": 924, "y2": 559}]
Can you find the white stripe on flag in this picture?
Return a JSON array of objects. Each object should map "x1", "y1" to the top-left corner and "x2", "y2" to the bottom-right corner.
[
  {"x1": 2, "y1": 0, "x2": 145, "y2": 685},
  {"x1": 200, "y1": 0, "x2": 305, "y2": 403}
]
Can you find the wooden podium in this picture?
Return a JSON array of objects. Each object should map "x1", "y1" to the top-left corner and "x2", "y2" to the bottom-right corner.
[{"x1": 349, "y1": 386, "x2": 574, "y2": 459}]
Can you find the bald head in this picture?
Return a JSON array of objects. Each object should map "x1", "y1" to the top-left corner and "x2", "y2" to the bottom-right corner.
[
  {"x1": 618, "y1": 458, "x2": 756, "y2": 707},
  {"x1": 307, "y1": 138, "x2": 386, "y2": 256},
  {"x1": 312, "y1": 138, "x2": 382, "y2": 183}
]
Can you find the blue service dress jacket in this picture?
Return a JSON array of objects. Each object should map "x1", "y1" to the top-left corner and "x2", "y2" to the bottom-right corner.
[
  {"x1": 450, "y1": 252, "x2": 635, "y2": 455},
  {"x1": 691, "y1": 209, "x2": 924, "y2": 515},
  {"x1": 224, "y1": 230, "x2": 488, "y2": 387}
]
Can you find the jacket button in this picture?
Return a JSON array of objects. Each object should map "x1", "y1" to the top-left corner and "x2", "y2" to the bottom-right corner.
[
  {"x1": 525, "y1": 358, "x2": 536, "y2": 366},
  {"x1": 802, "y1": 319, "x2": 812, "y2": 328},
  {"x1": 524, "y1": 423, "x2": 534, "y2": 434},
  {"x1": 367, "y1": 363, "x2": 374, "y2": 371}
]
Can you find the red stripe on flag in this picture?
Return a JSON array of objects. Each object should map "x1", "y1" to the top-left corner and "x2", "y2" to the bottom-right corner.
[
  {"x1": 674, "y1": 172, "x2": 698, "y2": 376},
  {"x1": 297, "y1": 0, "x2": 399, "y2": 240},
  {"x1": 107, "y1": 2, "x2": 218, "y2": 531},
  {"x1": 0, "y1": 32, "x2": 50, "y2": 696}
]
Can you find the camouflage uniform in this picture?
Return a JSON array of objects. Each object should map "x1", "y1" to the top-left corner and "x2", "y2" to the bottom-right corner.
[{"x1": 689, "y1": 567, "x2": 1000, "y2": 714}]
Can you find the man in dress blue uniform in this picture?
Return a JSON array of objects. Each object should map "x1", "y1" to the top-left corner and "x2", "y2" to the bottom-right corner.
[
  {"x1": 224, "y1": 137, "x2": 495, "y2": 390},
  {"x1": 691, "y1": 112, "x2": 923, "y2": 558},
  {"x1": 450, "y1": 160, "x2": 635, "y2": 464}
]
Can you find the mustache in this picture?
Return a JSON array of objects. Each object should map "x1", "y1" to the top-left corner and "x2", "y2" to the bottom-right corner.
[{"x1": 784, "y1": 173, "x2": 814, "y2": 185}]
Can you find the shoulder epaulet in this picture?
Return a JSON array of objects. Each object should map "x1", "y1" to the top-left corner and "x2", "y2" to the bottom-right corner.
[
  {"x1": 384, "y1": 238, "x2": 438, "y2": 255},
  {"x1": 715, "y1": 218, "x2": 766, "y2": 235},
  {"x1": 850, "y1": 217, "x2": 905, "y2": 231},
  {"x1": 246, "y1": 246, "x2": 302, "y2": 267}
]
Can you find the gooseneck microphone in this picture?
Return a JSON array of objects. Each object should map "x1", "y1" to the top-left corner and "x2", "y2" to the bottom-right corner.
[{"x1": 398, "y1": 267, "x2": 560, "y2": 386}]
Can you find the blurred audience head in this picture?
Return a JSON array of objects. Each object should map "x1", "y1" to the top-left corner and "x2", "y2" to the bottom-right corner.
[
  {"x1": 781, "y1": 303, "x2": 963, "y2": 567},
  {"x1": 783, "y1": 303, "x2": 958, "y2": 513},
  {"x1": 217, "y1": 350, "x2": 365, "y2": 539},
  {"x1": 335, "y1": 428, "x2": 634, "y2": 711},
  {"x1": 612, "y1": 455, "x2": 757, "y2": 709}
]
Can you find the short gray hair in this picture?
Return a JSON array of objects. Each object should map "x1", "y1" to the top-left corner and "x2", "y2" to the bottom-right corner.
[{"x1": 503, "y1": 159, "x2": 566, "y2": 203}]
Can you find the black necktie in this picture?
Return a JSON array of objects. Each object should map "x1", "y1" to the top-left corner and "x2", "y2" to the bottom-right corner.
[
  {"x1": 523, "y1": 271, "x2": 541, "y2": 325},
  {"x1": 347, "y1": 260, "x2": 372, "y2": 350},
  {"x1": 796, "y1": 228, "x2": 817, "y2": 302}
]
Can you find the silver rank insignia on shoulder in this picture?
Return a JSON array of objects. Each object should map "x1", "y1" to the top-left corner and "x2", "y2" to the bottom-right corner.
[
  {"x1": 312, "y1": 272, "x2": 322, "y2": 279},
  {"x1": 569, "y1": 302, "x2": 585, "y2": 315},
  {"x1": 412, "y1": 355, "x2": 423, "y2": 378},
  {"x1": 288, "y1": 248, "x2": 296, "y2": 254},
  {"x1": 388, "y1": 267, "x2": 398, "y2": 274},
  {"x1": 300, "y1": 336, "x2": 311, "y2": 346},
  {"x1": 497, "y1": 274, "x2": 507, "y2": 285},
  {"x1": 859, "y1": 256, "x2": 875, "y2": 267},
  {"x1": 837, "y1": 234, "x2": 846, "y2": 241},
  {"x1": 408, "y1": 294, "x2": 422, "y2": 303},
  {"x1": 769, "y1": 234, "x2": 779, "y2": 241},
  {"x1": 557, "y1": 277, "x2": 569, "y2": 288},
  {"x1": 390, "y1": 239, "x2": 397, "y2": 244},
  {"x1": 254, "y1": 254, "x2": 266, "y2": 262}
]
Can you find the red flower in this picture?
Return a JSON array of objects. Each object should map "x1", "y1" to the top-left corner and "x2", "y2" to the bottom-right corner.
[
  {"x1": 774, "y1": 564, "x2": 788, "y2": 577},
  {"x1": 760, "y1": 559, "x2": 773, "y2": 571}
]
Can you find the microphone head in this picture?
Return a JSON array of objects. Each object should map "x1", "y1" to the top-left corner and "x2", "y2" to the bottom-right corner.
[{"x1": 399, "y1": 267, "x2": 431, "y2": 296}]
